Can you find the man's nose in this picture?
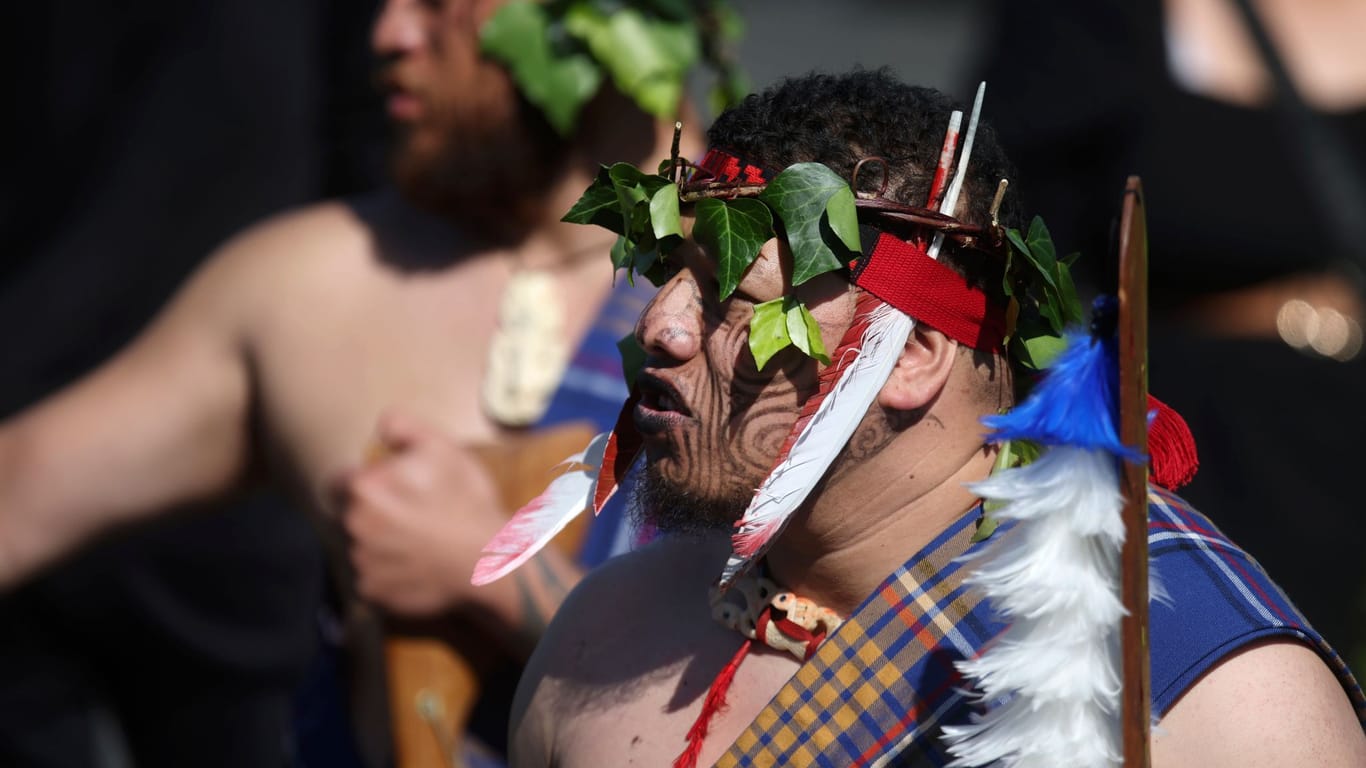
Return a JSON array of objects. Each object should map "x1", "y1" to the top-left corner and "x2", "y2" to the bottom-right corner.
[
  {"x1": 635, "y1": 272, "x2": 703, "y2": 363},
  {"x1": 372, "y1": 0, "x2": 425, "y2": 57}
]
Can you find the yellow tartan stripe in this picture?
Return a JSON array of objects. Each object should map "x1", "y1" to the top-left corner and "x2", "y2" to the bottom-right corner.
[{"x1": 717, "y1": 511, "x2": 988, "y2": 766}]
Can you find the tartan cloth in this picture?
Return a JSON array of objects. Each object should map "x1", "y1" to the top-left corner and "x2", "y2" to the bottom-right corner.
[{"x1": 717, "y1": 488, "x2": 1365, "y2": 767}]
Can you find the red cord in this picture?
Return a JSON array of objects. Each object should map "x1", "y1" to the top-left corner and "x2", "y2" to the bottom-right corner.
[{"x1": 674, "y1": 639, "x2": 752, "y2": 768}]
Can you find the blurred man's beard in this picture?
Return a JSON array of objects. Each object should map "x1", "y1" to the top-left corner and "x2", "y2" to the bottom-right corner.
[
  {"x1": 390, "y1": 95, "x2": 567, "y2": 240},
  {"x1": 628, "y1": 461, "x2": 749, "y2": 536}
]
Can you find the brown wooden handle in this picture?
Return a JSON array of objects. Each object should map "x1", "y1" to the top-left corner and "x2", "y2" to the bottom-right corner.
[
  {"x1": 1117, "y1": 176, "x2": 1152, "y2": 768},
  {"x1": 384, "y1": 422, "x2": 598, "y2": 768}
]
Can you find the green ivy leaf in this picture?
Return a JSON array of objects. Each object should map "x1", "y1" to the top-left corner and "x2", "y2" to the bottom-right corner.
[
  {"x1": 480, "y1": 0, "x2": 602, "y2": 135},
  {"x1": 564, "y1": 5, "x2": 697, "y2": 119},
  {"x1": 607, "y1": 163, "x2": 653, "y2": 210},
  {"x1": 594, "y1": 163, "x2": 676, "y2": 284},
  {"x1": 972, "y1": 438, "x2": 1043, "y2": 542},
  {"x1": 785, "y1": 298, "x2": 831, "y2": 365},
  {"x1": 617, "y1": 332, "x2": 646, "y2": 388},
  {"x1": 693, "y1": 198, "x2": 774, "y2": 299},
  {"x1": 970, "y1": 514, "x2": 1000, "y2": 543},
  {"x1": 561, "y1": 166, "x2": 622, "y2": 232},
  {"x1": 1053, "y1": 259, "x2": 1083, "y2": 325},
  {"x1": 1013, "y1": 329, "x2": 1069, "y2": 371},
  {"x1": 649, "y1": 183, "x2": 683, "y2": 241},
  {"x1": 610, "y1": 235, "x2": 635, "y2": 271},
  {"x1": 713, "y1": 2, "x2": 746, "y2": 42},
  {"x1": 632, "y1": 248, "x2": 659, "y2": 280},
  {"x1": 1007, "y1": 226, "x2": 1060, "y2": 295},
  {"x1": 823, "y1": 185, "x2": 862, "y2": 254},
  {"x1": 760, "y1": 163, "x2": 857, "y2": 286},
  {"x1": 749, "y1": 297, "x2": 791, "y2": 370},
  {"x1": 1025, "y1": 215, "x2": 1058, "y2": 269}
]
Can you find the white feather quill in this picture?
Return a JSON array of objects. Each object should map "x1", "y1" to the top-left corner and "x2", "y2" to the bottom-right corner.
[{"x1": 470, "y1": 432, "x2": 609, "y2": 586}]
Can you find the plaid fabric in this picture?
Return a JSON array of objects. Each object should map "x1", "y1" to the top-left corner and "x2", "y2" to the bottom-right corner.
[
  {"x1": 717, "y1": 489, "x2": 1366, "y2": 767},
  {"x1": 1146, "y1": 485, "x2": 1366, "y2": 717}
]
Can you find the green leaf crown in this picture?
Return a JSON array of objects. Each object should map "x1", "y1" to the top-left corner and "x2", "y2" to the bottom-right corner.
[
  {"x1": 563, "y1": 142, "x2": 1084, "y2": 375},
  {"x1": 480, "y1": 0, "x2": 748, "y2": 135}
]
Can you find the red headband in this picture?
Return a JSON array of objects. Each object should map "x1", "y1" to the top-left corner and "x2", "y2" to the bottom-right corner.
[{"x1": 853, "y1": 232, "x2": 1006, "y2": 352}]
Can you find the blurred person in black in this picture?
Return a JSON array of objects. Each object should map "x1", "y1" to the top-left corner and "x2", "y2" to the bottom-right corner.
[
  {"x1": 0, "y1": 1, "x2": 385, "y2": 766},
  {"x1": 981, "y1": 0, "x2": 1366, "y2": 668},
  {"x1": 0, "y1": 0, "x2": 719, "y2": 765}
]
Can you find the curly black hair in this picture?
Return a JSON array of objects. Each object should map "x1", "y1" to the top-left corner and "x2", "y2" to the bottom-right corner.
[
  {"x1": 707, "y1": 69, "x2": 1021, "y2": 298},
  {"x1": 708, "y1": 68, "x2": 1019, "y2": 226}
]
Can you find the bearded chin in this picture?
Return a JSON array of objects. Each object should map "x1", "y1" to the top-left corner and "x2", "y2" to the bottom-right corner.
[
  {"x1": 390, "y1": 94, "x2": 567, "y2": 240},
  {"x1": 628, "y1": 461, "x2": 750, "y2": 537}
]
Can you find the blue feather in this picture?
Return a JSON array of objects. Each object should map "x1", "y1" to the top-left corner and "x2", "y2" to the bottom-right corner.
[{"x1": 984, "y1": 330, "x2": 1142, "y2": 460}]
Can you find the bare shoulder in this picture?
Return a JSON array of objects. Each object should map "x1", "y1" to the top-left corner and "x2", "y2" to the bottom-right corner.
[
  {"x1": 199, "y1": 198, "x2": 375, "y2": 292},
  {"x1": 1153, "y1": 638, "x2": 1366, "y2": 767},
  {"x1": 509, "y1": 534, "x2": 728, "y2": 767}
]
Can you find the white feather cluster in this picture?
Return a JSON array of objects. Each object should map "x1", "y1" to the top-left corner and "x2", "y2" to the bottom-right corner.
[{"x1": 942, "y1": 446, "x2": 1126, "y2": 768}]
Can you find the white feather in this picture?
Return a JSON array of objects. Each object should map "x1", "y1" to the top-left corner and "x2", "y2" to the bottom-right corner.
[
  {"x1": 470, "y1": 432, "x2": 609, "y2": 586},
  {"x1": 720, "y1": 304, "x2": 914, "y2": 587},
  {"x1": 942, "y1": 446, "x2": 1126, "y2": 768}
]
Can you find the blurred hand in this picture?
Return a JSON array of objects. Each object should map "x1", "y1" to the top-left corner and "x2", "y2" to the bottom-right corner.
[{"x1": 341, "y1": 410, "x2": 505, "y2": 618}]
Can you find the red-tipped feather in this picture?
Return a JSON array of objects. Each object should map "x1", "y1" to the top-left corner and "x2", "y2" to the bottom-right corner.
[
  {"x1": 927, "y1": 111, "x2": 963, "y2": 210},
  {"x1": 724, "y1": 300, "x2": 913, "y2": 581},
  {"x1": 769, "y1": 291, "x2": 884, "y2": 468},
  {"x1": 593, "y1": 387, "x2": 643, "y2": 513},
  {"x1": 472, "y1": 433, "x2": 609, "y2": 585}
]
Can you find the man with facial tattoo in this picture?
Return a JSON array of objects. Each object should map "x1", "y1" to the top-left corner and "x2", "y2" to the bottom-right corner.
[{"x1": 506, "y1": 70, "x2": 1366, "y2": 768}]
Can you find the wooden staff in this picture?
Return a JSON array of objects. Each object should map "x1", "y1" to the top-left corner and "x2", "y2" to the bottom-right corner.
[
  {"x1": 1116, "y1": 176, "x2": 1151, "y2": 767},
  {"x1": 384, "y1": 422, "x2": 595, "y2": 768}
]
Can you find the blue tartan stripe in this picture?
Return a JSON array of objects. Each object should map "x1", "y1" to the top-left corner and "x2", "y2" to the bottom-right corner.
[
  {"x1": 1147, "y1": 487, "x2": 1366, "y2": 720},
  {"x1": 717, "y1": 507, "x2": 998, "y2": 767},
  {"x1": 718, "y1": 487, "x2": 1365, "y2": 766}
]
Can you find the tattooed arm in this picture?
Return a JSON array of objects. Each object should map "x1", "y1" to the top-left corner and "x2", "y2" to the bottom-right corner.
[{"x1": 342, "y1": 411, "x2": 584, "y2": 652}]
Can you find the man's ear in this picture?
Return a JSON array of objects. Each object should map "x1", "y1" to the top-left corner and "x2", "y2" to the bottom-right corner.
[{"x1": 876, "y1": 326, "x2": 958, "y2": 411}]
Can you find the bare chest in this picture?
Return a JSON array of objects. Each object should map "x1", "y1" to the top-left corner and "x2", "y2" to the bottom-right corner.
[
  {"x1": 553, "y1": 641, "x2": 801, "y2": 768},
  {"x1": 250, "y1": 257, "x2": 610, "y2": 512}
]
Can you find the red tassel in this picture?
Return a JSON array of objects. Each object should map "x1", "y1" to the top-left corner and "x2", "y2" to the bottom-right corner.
[
  {"x1": 1147, "y1": 394, "x2": 1199, "y2": 490},
  {"x1": 674, "y1": 639, "x2": 751, "y2": 768}
]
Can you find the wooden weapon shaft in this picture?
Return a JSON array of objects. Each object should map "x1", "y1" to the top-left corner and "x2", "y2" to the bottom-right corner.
[{"x1": 1117, "y1": 176, "x2": 1152, "y2": 768}]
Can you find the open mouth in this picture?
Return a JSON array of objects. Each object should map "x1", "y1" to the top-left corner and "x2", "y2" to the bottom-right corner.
[{"x1": 633, "y1": 372, "x2": 694, "y2": 433}]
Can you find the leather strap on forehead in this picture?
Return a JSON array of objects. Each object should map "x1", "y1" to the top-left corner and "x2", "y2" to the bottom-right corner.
[{"x1": 853, "y1": 231, "x2": 1006, "y2": 352}]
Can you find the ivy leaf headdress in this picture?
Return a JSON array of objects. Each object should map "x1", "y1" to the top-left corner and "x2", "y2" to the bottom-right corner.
[{"x1": 480, "y1": 0, "x2": 747, "y2": 135}]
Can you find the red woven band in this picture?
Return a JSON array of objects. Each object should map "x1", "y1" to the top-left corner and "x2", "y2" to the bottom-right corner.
[
  {"x1": 853, "y1": 232, "x2": 1007, "y2": 352},
  {"x1": 694, "y1": 147, "x2": 772, "y2": 185}
]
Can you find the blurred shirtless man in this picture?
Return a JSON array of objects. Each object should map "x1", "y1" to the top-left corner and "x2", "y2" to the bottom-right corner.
[{"x1": 0, "y1": 0, "x2": 700, "y2": 759}]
